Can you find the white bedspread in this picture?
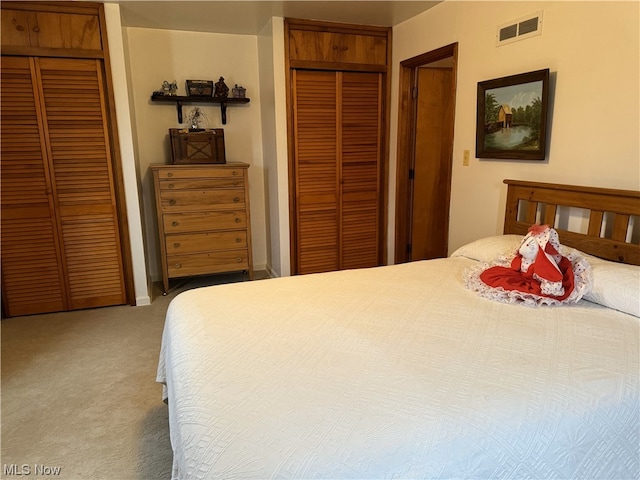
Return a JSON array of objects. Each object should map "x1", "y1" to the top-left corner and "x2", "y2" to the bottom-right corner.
[{"x1": 157, "y1": 257, "x2": 639, "y2": 479}]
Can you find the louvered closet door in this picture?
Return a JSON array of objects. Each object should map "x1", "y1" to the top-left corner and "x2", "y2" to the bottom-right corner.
[
  {"x1": 293, "y1": 70, "x2": 339, "y2": 274},
  {"x1": 293, "y1": 70, "x2": 383, "y2": 274},
  {"x1": 341, "y1": 72, "x2": 382, "y2": 269},
  {"x1": 1, "y1": 56, "x2": 67, "y2": 316},
  {"x1": 37, "y1": 57, "x2": 126, "y2": 310}
]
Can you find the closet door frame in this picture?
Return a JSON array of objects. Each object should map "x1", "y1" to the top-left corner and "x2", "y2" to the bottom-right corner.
[{"x1": 285, "y1": 18, "x2": 391, "y2": 275}]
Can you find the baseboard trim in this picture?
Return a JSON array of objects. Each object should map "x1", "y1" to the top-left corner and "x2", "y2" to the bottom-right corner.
[
  {"x1": 265, "y1": 264, "x2": 279, "y2": 278},
  {"x1": 136, "y1": 295, "x2": 152, "y2": 306}
]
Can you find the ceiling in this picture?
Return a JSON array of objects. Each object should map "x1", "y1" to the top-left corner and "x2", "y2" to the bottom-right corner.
[{"x1": 111, "y1": 1, "x2": 441, "y2": 35}]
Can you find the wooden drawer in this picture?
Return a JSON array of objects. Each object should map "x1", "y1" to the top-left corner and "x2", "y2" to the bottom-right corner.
[
  {"x1": 158, "y1": 177, "x2": 244, "y2": 190},
  {"x1": 165, "y1": 231, "x2": 247, "y2": 255},
  {"x1": 163, "y1": 211, "x2": 247, "y2": 233},
  {"x1": 159, "y1": 189, "x2": 245, "y2": 210},
  {"x1": 167, "y1": 250, "x2": 249, "y2": 277},
  {"x1": 155, "y1": 166, "x2": 245, "y2": 180}
]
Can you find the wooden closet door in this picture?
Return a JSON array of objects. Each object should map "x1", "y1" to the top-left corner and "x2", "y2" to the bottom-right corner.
[
  {"x1": 293, "y1": 70, "x2": 339, "y2": 274},
  {"x1": 292, "y1": 70, "x2": 383, "y2": 274},
  {"x1": 341, "y1": 72, "x2": 382, "y2": 269},
  {"x1": 1, "y1": 56, "x2": 67, "y2": 316},
  {"x1": 36, "y1": 57, "x2": 126, "y2": 310},
  {"x1": 1, "y1": 56, "x2": 126, "y2": 316}
]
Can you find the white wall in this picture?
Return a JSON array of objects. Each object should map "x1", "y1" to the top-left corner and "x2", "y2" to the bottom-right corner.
[
  {"x1": 103, "y1": 3, "x2": 150, "y2": 305},
  {"x1": 124, "y1": 27, "x2": 267, "y2": 282},
  {"x1": 111, "y1": 2, "x2": 638, "y2": 292},
  {"x1": 390, "y1": 1, "x2": 640, "y2": 257},
  {"x1": 257, "y1": 17, "x2": 290, "y2": 278}
]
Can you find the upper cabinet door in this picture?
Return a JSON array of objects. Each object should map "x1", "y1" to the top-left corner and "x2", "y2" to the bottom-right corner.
[
  {"x1": 289, "y1": 28, "x2": 387, "y2": 67},
  {"x1": 28, "y1": 11, "x2": 101, "y2": 50},
  {"x1": 339, "y1": 33, "x2": 387, "y2": 65},
  {"x1": 1, "y1": 7, "x2": 102, "y2": 53},
  {"x1": 1, "y1": 9, "x2": 31, "y2": 47},
  {"x1": 289, "y1": 30, "x2": 341, "y2": 63}
]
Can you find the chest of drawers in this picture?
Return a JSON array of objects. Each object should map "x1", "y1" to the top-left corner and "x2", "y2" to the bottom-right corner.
[{"x1": 151, "y1": 163, "x2": 253, "y2": 293}]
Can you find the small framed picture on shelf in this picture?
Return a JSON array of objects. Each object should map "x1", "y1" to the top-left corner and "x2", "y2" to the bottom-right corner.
[
  {"x1": 476, "y1": 68, "x2": 550, "y2": 160},
  {"x1": 186, "y1": 80, "x2": 214, "y2": 97}
]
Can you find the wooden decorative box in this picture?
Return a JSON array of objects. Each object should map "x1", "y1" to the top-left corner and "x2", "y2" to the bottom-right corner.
[
  {"x1": 186, "y1": 80, "x2": 213, "y2": 97},
  {"x1": 169, "y1": 128, "x2": 226, "y2": 164}
]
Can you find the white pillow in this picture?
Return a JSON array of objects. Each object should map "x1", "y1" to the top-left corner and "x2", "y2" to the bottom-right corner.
[
  {"x1": 581, "y1": 255, "x2": 640, "y2": 317},
  {"x1": 450, "y1": 235, "x2": 524, "y2": 263}
]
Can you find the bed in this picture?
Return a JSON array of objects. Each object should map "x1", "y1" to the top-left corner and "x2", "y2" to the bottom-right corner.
[{"x1": 157, "y1": 179, "x2": 639, "y2": 479}]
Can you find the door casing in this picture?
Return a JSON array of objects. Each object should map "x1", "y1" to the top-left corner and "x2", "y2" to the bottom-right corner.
[{"x1": 394, "y1": 43, "x2": 458, "y2": 263}]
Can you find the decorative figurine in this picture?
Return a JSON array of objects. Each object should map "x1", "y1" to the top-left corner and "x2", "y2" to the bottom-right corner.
[
  {"x1": 185, "y1": 107, "x2": 209, "y2": 130},
  {"x1": 160, "y1": 80, "x2": 178, "y2": 96},
  {"x1": 232, "y1": 84, "x2": 246, "y2": 98},
  {"x1": 214, "y1": 77, "x2": 229, "y2": 99}
]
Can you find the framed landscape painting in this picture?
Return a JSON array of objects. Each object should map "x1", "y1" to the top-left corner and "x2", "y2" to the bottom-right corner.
[{"x1": 476, "y1": 68, "x2": 550, "y2": 160}]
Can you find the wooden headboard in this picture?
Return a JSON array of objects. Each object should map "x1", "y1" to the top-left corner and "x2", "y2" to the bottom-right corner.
[{"x1": 503, "y1": 179, "x2": 640, "y2": 265}]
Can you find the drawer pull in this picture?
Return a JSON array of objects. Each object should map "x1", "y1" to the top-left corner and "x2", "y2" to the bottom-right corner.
[
  {"x1": 168, "y1": 184, "x2": 174, "y2": 189},
  {"x1": 236, "y1": 238, "x2": 242, "y2": 243},
  {"x1": 233, "y1": 181, "x2": 240, "y2": 186},
  {"x1": 232, "y1": 171, "x2": 238, "y2": 176},
  {"x1": 16, "y1": 25, "x2": 24, "y2": 32},
  {"x1": 236, "y1": 257, "x2": 243, "y2": 263},
  {"x1": 235, "y1": 218, "x2": 241, "y2": 223},
  {"x1": 169, "y1": 199, "x2": 176, "y2": 206},
  {"x1": 233, "y1": 197, "x2": 240, "y2": 203},
  {"x1": 172, "y1": 221, "x2": 179, "y2": 227},
  {"x1": 167, "y1": 172, "x2": 174, "y2": 177},
  {"x1": 32, "y1": 26, "x2": 40, "y2": 33},
  {"x1": 174, "y1": 263, "x2": 182, "y2": 269},
  {"x1": 173, "y1": 242, "x2": 181, "y2": 248}
]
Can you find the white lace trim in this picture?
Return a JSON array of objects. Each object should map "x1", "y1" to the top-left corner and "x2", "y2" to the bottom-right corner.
[{"x1": 463, "y1": 250, "x2": 593, "y2": 307}]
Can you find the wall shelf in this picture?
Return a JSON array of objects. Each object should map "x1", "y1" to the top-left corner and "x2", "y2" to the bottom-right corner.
[{"x1": 150, "y1": 95, "x2": 250, "y2": 125}]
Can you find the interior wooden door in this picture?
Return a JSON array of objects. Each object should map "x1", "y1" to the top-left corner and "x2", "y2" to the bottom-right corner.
[
  {"x1": 0, "y1": 56, "x2": 68, "y2": 316},
  {"x1": 394, "y1": 44, "x2": 457, "y2": 265},
  {"x1": 410, "y1": 67, "x2": 453, "y2": 260},
  {"x1": 292, "y1": 70, "x2": 383, "y2": 274}
]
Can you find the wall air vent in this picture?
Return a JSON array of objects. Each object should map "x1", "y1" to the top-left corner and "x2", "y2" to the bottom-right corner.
[{"x1": 496, "y1": 11, "x2": 543, "y2": 46}]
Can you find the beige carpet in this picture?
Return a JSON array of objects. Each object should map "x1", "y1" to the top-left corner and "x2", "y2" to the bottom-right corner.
[{"x1": 1, "y1": 272, "x2": 268, "y2": 480}]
